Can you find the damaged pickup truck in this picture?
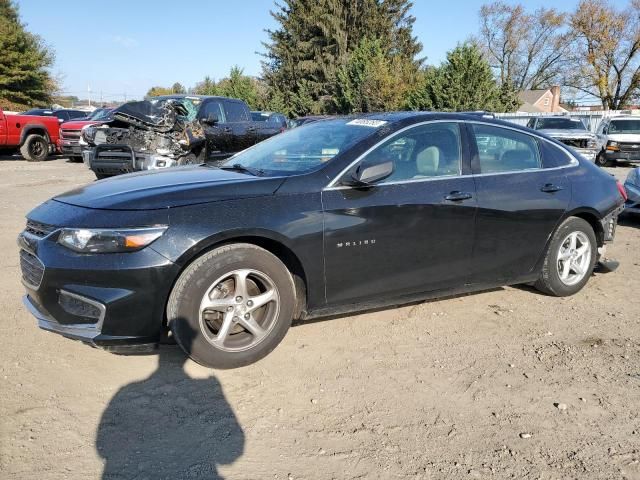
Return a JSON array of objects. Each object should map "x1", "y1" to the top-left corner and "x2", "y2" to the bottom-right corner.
[
  {"x1": 82, "y1": 95, "x2": 281, "y2": 179},
  {"x1": 526, "y1": 116, "x2": 599, "y2": 162}
]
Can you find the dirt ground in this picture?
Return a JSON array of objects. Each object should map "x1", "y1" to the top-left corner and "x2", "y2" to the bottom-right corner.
[{"x1": 0, "y1": 155, "x2": 638, "y2": 480}]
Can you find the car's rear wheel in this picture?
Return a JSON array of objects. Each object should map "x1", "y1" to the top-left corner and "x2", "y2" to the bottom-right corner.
[
  {"x1": 20, "y1": 134, "x2": 49, "y2": 162},
  {"x1": 535, "y1": 217, "x2": 597, "y2": 296},
  {"x1": 168, "y1": 243, "x2": 296, "y2": 369}
]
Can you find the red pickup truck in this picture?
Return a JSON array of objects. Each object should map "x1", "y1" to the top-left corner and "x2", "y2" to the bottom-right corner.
[{"x1": 0, "y1": 108, "x2": 60, "y2": 161}]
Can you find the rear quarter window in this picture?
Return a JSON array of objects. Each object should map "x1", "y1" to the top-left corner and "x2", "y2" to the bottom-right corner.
[{"x1": 470, "y1": 124, "x2": 541, "y2": 173}]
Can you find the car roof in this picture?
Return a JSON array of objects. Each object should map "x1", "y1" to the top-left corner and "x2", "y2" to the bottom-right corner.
[{"x1": 151, "y1": 94, "x2": 243, "y2": 102}]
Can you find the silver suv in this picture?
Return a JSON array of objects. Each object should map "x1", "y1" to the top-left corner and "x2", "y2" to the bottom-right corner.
[{"x1": 595, "y1": 116, "x2": 640, "y2": 167}]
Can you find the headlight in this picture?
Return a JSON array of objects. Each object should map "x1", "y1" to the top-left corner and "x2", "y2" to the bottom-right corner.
[
  {"x1": 82, "y1": 125, "x2": 96, "y2": 144},
  {"x1": 587, "y1": 138, "x2": 598, "y2": 149},
  {"x1": 58, "y1": 226, "x2": 167, "y2": 253},
  {"x1": 606, "y1": 141, "x2": 620, "y2": 151}
]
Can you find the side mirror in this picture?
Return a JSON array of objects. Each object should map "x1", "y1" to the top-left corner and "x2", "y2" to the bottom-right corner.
[
  {"x1": 342, "y1": 160, "x2": 394, "y2": 187},
  {"x1": 202, "y1": 113, "x2": 219, "y2": 125}
]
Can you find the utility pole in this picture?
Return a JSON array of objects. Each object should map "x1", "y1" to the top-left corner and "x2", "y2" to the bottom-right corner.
[
  {"x1": 100, "y1": 90, "x2": 103, "y2": 105},
  {"x1": 124, "y1": 91, "x2": 127, "y2": 102},
  {"x1": 87, "y1": 84, "x2": 91, "y2": 107}
]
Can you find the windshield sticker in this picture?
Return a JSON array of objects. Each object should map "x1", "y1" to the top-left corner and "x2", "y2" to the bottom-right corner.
[
  {"x1": 321, "y1": 148, "x2": 339, "y2": 155},
  {"x1": 346, "y1": 119, "x2": 388, "y2": 128}
]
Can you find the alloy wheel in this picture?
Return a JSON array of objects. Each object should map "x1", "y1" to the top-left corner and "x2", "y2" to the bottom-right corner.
[
  {"x1": 557, "y1": 231, "x2": 592, "y2": 286},
  {"x1": 199, "y1": 269, "x2": 280, "y2": 352}
]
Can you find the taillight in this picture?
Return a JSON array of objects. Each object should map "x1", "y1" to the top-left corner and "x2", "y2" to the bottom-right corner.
[{"x1": 617, "y1": 180, "x2": 628, "y2": 201}]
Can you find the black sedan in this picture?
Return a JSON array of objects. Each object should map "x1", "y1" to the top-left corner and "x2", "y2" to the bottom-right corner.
[{"x1": 19, "y1": 112, "x2": 626, "y2": 369}]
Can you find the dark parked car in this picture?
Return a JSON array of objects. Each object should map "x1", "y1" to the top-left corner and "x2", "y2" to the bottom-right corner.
[
  {"x1": 251, "y1": 111, "x2": 288, "y2": 132},
  {"x1": 22, "y1": 108, "x2": 88, "y2": 123},
  {"x1": 288, "y1": 115, "x2": 332, "y2": 128},
  {"x1": 83, "y1": 95, "x2": 284, "y2": 178},
  {"x1": 19, "y1": 112, "x2": 626, "y2": 369},
  {"x1": 624, "y1": 167, "x2": 639, "y2": 214}
]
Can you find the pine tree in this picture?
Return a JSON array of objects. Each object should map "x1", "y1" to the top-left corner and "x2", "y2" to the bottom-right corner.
[
  {"x1": 407, "y1": 43, "x2": 519, "y2": 113},
  {"x1": 262, "y1": 0, "x2": 422, "y2": 116},
  {"x1": 171, "y1": 82, "x2": 186, "y2": 94},
  {"x1": 0, "y1": 0, "x2": 56, "y2": 110},
  {"x1": 215, "y1": 66, "x2": 261, "y2": 109}
]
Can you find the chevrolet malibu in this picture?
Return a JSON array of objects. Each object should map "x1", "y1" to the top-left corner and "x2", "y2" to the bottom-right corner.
[{"x1": 19, "y1": 113, "x2": 626, "y2": 369}]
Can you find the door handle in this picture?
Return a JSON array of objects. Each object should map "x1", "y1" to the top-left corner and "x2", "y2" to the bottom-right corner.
[
  {"x1": 540, "y1": 183, "x2": 563, "y2": 193},
  {"x1": 444, "y1": 191, "x2": 473, "y2": 201}
]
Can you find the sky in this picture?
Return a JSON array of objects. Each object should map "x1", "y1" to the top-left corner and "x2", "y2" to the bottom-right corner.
[{"x1": 15, "y1": 0, "x2": 632, "y2": 102}]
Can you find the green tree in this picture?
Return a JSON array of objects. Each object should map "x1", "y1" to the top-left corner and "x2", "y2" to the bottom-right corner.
[
  {"x1": 408, "y1": 43, "x2": 519, "y2": 112},
  {"x1": 262, "y1": 0, "x2": 422, "y2": 116},
  {"x1": 215, "y1": 66, "x2": 260, "y2": 108},
  {"x1": 0, "y1": 0, "x2": 56, "y2": 110},
  {"x1": 146, "y1": 86, "x2": 173, "y2": 97},
  {"x1": 192, "y1": 76, "x2": 217, "y2": 96},
  {"x1": 171, "y1": 82, "x2": 186, "y2": 94},
  {"x1": 335, "y1": 37, "x2": 414, "y2": 113}
]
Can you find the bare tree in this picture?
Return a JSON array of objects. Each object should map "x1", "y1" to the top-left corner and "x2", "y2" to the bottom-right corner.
[
  {"x1": 567, "y1": 0, "x2": 640, "y2": 109},
  {"x1": 477, "y1": 2, "x2": 570, "y2": 90}
]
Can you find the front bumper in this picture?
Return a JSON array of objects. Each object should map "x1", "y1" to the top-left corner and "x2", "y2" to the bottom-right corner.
[
  {"x1": 18, "y1": 212, "x2": 179, "y2": 351},
  {"x1": 86, "y1": 145, "x2": 180, "y2": 176},
  {"x1": 603, "y1": 150, "x2": 640, "y2": 163},
  {"x1": 624, "y1": 181, "x2": 640, "y2": 214},
  {"x1": 59, "y1": 139, "x2": 83, "y2": 156}
]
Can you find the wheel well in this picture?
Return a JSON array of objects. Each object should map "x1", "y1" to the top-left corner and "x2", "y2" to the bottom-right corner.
[
  {"x1": 170, "y1": 236, "x2": 309, "y2": 323},
  {"x1": 571, "y1": 212, "x2": 604, "y2": 246},
  {"x1": 21, "y1": 128, "x2": 49, "y2": 145}
]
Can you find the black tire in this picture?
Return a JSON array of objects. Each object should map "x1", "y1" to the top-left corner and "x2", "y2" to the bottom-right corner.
[
  {"x1": 534, "y1": 217, "x2": 597, "y2": 297},
  {"x1": 19, "y1": 134, "x2": 49, "y2": 162},
  {"x1": 69, "y1": 156, "x2": 83, "y2": 163},
  {"x1": 595, "y1": 151, "x2": 613, "y2": 167},
  {"x1": 95, "y1": 173, "x2": 112, "y2": 180},
  {"x1": 168, "y1": 243, "x2": 296, "y2": 369}
]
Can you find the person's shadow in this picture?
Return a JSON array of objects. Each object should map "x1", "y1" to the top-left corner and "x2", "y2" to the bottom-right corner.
[{"x1": 96, "y1": 330, "x2": 244, "y2": 479}]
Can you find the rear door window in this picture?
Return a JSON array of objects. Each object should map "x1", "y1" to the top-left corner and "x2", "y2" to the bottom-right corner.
[
  {"x1": 223, "y1": 101, "x2": 249, "y2": 122},
  {"x1": 470, "y1": 124, "x2": 541, "y2": 173}
]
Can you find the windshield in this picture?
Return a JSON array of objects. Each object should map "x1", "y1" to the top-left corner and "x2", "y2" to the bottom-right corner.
[
  {"x1": 221, "y1": 119, "x2": 382, "y2": 175},
  {"x1": 149, "y1": 96, "x2": 202, "y2": 121},
  {"x1": 536, "y1": 118, "x2": 586, "y2": 130},
  {"x1": 88, "y1": 108, "x2": 112, "y2": 120},
  {"x1": 610, "y1": 119, "x2": 640, "y2": 134}
]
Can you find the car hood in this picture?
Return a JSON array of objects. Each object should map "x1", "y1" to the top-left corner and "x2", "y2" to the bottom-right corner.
[
  {"x1": 60, "y1": 120, "x2": 102, "y2": 129},
  {"x1": 53, "y1": 166, "x2": 287, "y2": 210},
  {"x1": 538, "y1": 129, "x2": 595, "y2": 139},
  {"x1": 608, "y1": 133, "x2": 640, "y2": 143}
]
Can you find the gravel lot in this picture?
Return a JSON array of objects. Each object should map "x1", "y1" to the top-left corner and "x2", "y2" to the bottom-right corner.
[{"x1": 1, "y1": 156, "x2": 639, "y2": 480}]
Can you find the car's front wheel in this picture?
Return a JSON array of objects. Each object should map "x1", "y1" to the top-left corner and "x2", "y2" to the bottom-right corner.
[
  {"x1": 535, "y1": 217, "x2": 597, "y2": 296},
  {"x1": 595, "y1": 151, "x2": 613, "y2": 167},
  {"x1": 167, "y1": 243, "x2": 296, "y2": 369}
]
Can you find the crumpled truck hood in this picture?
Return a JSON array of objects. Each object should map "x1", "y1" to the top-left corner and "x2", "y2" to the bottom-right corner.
[
  {"x1": 538, "y1": 129, "x2": 596, "y2": 139},
  {"x1": 53, "y1": 166, "x2": 286, "y2": 210}
]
